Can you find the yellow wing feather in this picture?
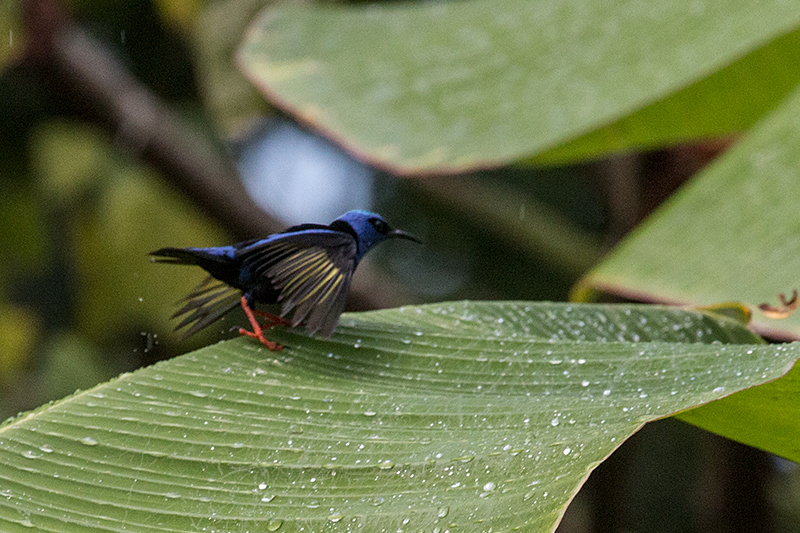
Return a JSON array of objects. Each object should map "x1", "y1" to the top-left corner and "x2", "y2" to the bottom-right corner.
[{"x1": 243, "y1": 231, "x2": 357, "y2": 336}]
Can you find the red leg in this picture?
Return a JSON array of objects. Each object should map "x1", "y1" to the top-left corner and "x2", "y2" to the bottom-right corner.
[
  {"x1": 238, "y1": 296, "x2": 283, "y2": 350},
  {"x1": 252, "y1": 308, "x2": 291, "y2": 327}
]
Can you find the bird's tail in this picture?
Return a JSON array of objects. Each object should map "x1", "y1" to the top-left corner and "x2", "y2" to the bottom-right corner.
[
  {"x1": 150, "y1": 246, "x2": 243, "y2": 337},
  {"x1": 172, "y1": 277, "x2": 242, "y2": 338},
  {"x1": 150, "y1": 247, "x2": 212, "y2": 265},
  {"x1": 150, "y1": 246, "x2": 242, "y2": 283}
]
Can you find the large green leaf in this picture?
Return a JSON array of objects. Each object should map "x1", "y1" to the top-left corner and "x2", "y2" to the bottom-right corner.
[
  {"x1": 1, "y1": 302, "x2": 797, "y2": 532},
  {"x1": 532, "y1": 26, "x2": 800, "y2": 166},
  {"x1": 237, "y1": 0, "x2": 800, "y2": 174},
  {"x1": 580, "y1": 83, "x2": 800, "y2": 340}
]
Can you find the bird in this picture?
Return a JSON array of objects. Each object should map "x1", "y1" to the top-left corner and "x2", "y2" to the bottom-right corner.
[{"x1": 150, "y1": 210, "x2": 421, "y2": 350}]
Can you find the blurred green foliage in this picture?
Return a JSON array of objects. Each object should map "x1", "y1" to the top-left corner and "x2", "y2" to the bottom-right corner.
[
  {"x1": 30, "y1": 121, "x2": 228, "y2": 344},
  {"x1": 0, "y1": 2, "x2": 23, "y2": 71},
  {"x1": 0, "y1": 116, "x2": 231, "y2": 414}
]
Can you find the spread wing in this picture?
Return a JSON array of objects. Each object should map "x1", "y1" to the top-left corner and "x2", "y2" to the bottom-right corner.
[{"x1": 239, "y1": 230, "x2": 357, "y2": 337}]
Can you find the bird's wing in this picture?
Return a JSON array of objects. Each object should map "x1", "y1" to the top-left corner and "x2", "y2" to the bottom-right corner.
[
  {"x1": 171, "y1": 276, "x2": 242, "y2": 338},
  {"x1": 239, "y1": 230, "x2": 357, "y2": 337}
]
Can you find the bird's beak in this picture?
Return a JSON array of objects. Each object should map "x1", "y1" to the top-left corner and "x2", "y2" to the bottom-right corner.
[{"x1": 389, "y1": 228, "x2": 422, "y2": 244}]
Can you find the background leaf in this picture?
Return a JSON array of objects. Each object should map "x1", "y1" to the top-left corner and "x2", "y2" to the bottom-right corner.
[
  {"x1": 1, "y1": 302, "x2": 797, "y2": 532},
  {"x1": 0, "y1": 1, "x2": 23, "y2": 74},
  {"x1": 195, "y1": 0, "x2": 274, "y2": 138},
  {"x1": 530, "y1": 26, "x2": 800, "y2": 165},
  {"x1": 580, "y1": 84, "x2": 800, "y2": 340},
  {"x1": 237, "y1": 0, "x2": 800, "y2": 174}
]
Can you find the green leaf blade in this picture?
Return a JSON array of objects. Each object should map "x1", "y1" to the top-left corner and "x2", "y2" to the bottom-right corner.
[
  {"x1": 1, "y1": 302, "x2": 796, "y2": 532},
  {"x1": 581, "y1": 83, "x2": 800, "y2": 340},
  {"x1": 237, "y1": 0, "x2": 800, "y2": 173}
]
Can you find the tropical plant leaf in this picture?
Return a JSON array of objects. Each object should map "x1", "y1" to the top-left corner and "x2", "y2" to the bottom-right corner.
[
  {"x1": 530, "y1": 26, "x2": 800, "y2": 166},
  {"x1": 0, "y1": 302, "x2": 797, "y2": 532},
  {"x1": 237, "y1": 0, "x2": 800, "y2": 174},
  {"x1": 580, "y1": 84, "x2": 800, "y2": 341}
]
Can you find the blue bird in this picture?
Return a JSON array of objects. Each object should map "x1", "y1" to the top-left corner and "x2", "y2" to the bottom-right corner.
[{"x1": 150, "y1": 210, "x2": 421, "y2": 349}]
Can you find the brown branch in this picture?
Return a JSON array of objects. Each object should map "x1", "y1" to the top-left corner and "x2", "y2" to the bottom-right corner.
[{"x1": 22, "y1": 0, "x2": 279, "y2": 239}]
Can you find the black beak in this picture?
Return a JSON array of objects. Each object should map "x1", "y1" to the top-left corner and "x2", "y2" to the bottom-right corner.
[{"x1": 389, "y1": 228, "x2": 422, "y2": 244}]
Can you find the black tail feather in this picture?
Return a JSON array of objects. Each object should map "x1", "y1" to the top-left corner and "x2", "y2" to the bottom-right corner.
[
  {"x1": 151, "y1": 247, "x2": 255, "y2": 336},
  {"x1": 170, "y1": 277, "x2": 242, "y2": 338},
  {"x1": 150, "y1": 247, "x2": 204, "y2": 265}
]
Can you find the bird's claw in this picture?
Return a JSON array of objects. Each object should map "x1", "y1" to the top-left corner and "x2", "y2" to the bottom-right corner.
[{"x1": 238, "y1": 327, "x2": 283, "y2": 351}]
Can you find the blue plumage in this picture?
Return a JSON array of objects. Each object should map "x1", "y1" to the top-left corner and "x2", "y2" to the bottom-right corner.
[{"x1": 151, "y1": 210, "x2": 420, "y2": 349}]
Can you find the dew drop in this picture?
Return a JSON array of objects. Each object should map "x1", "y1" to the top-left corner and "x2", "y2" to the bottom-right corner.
[
  {"x1": 328, "y1": 514, "x2": 345, "y2": 523},
  {"x1": 21, "y1": 450, "x2": 42, "y2": 459},
  {"x1": 581, "y1": 380, "x2": 590, "y2": 387},
  {"x1": 38, "y1": 444, "x2": 54, "y2": 453},
  {"x1": 550, "y1": 418, "x2": 559, "y2": 427},
  {"x1": 258, "y1": 482, "x2": 268, "y2": 490},
  {"x1": 266, "y1": 518, "x2": 283, "y2": 531},
  {"x1": 164, "y1": 492, "x2": 181, "y2": 499},
  {"x1": 483, "y1": 481, "x2": 496, "y2": 492},
  {"x1": 261, "y1": 495, "x2": 276, "y2": 503},
  {"x1": 80, "y1": 437, "x2": 99, "y2": 446},
  {"x1": 364, "y1": 410, "x2": 377, "y2": 417},
  {"x1": 437, "y1": 506, "x2": 450, "y2": 518},
  {"x1": 602, "y1": 389, "x2": 611, "y2": 397}
]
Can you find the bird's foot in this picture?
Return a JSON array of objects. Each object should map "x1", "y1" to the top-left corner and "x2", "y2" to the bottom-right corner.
[
  {"x1": 238, "y1": 327, "x2": 283, "y2": 351},
  {"x1": 239, "y1": 296, "x2": 284, "y2": 351}
]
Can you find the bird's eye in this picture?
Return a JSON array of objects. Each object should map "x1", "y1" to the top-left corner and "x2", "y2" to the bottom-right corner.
[{"x1": 370, "y1": 218, "x2": 390, "y2": 234}]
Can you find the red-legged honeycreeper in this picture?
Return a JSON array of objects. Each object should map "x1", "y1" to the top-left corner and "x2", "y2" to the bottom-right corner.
[{"x1": 150, "y1": 210, "x2": 421, "y2": 349}]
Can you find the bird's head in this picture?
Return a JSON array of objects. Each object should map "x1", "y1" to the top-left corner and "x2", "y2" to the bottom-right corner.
[{"x1": 333, "y1": 210, "x2": 421, "y2": 262}]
